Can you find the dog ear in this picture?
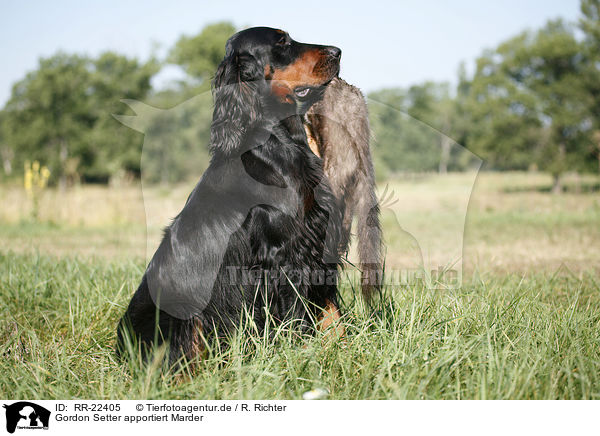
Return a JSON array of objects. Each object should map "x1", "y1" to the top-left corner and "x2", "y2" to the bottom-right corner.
[{"x1": 211, "y1": 53, "x2": 263, "y2": 155}]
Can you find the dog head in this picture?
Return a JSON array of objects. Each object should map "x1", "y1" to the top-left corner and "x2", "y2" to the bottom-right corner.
[{"x1": 211, "y1": 27, "x2": 341, "y2": 154}]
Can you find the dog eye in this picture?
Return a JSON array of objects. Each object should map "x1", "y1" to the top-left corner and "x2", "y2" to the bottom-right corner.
[
  {"x1": 294, "y1": 87, "x2": 311, "y2": 98},
  {"x1": 276, "y1": 36, "x2": 290, "y2": 46}
]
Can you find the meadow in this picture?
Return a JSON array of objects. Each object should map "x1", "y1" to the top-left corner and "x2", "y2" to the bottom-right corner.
[{"x1": 1, "y1": 172, "x2": 599, "y2": 399}]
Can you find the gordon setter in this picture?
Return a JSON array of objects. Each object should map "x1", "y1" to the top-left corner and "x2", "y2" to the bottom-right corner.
[{"x1": 117, "y1": 27, "x2": 344, "y2": 365}]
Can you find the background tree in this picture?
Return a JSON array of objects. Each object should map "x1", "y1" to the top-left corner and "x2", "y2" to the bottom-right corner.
[
  {"x1": 580, "y1": 0, "x2": 600, "y2": 51},
  {"x1": 3, "y1": 53, "x2": 94, "y2": 188},
  {"x1": 168, "y1": 22, "x2": 236, "y2": 90},
  {"x1": 128, "y1": 21, "x2": 238, "y2": 182},
  {"x1": 467, "y1": 19, "x2": 595, "y2": 191},
  {"x1": 406, "y1": 81, "x2": 474, "y2": 173},
  {"x1": 580, "y1": 0, "x2": 600, "y2": 172},
  {"x1": 369, "y1": 88, "x2": 440, "y2": 177},
  {"x1": 407, "y1": 82, "x2": 452, "y2": 173},
  {"x1": 2, "y1": 52, "x2": 157, "y2": 186},
  {"x1": 87, "y1": 52, "x2": 158, "y2": 181},
  {"x1": 368, "y1": 79, "x2": 475, "y2": 177},
  {"x1": 0, "y1": 111, "x2": 13, "y2": 177},
  {"x1": 466, "y1": 45, "x2": 543, "y2": 172},
  {"x1": 139, "y1": 92, "x2": 213, "y2": 184}
]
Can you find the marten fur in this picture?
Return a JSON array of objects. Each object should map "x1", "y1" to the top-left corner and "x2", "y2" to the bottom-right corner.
[{"x1": 304, "y1": 78, "x2": 383, "y2": 300}]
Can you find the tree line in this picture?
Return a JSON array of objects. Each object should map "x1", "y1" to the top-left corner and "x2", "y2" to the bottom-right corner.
[{"x1": 0, "y1": 2, "x2": 599, "y2": 191}]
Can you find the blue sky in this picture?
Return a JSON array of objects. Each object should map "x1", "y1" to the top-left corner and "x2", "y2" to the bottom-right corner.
[{"x1": 0, "y1": 0, "x2": 581, "y2": 106}]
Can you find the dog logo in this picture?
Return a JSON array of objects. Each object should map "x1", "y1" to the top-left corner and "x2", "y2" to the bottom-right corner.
[{"x1": 3, "y1": 402, "x2": 50, "y2": 434}]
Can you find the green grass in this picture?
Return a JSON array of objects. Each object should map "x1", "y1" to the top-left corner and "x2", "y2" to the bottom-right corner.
[
  {"x1": 1, "y1": 172, "x2": 599, "y2": 399},
  {"x1": 2, "y1": 251, "x2": 599, "y2": 399}
]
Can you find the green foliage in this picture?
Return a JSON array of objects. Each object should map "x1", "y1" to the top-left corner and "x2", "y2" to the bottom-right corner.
[
  {"x1": 580, "y1": 0, "x2": 600, "y2": 129},
  {"x1": 0, "y1": 110, "x2": 13, "y2": 178},
  {"x1": 467, "y1": 19, "x2": 597, "y2": 186},
  {"x1": 466, "y1": 47, "x2": 543, "y2": 171},
  {"x1": 369, "y1": 89, "x2": 439, "y2": 174},
  {"x1": 0, "y1": 21, "x2": 236, "y2": 186},
  {"x1": 368, "y1": 83, "x2": 477, "y2": 176},
  {"x1": 406, "y1": 80, "x2": 476, "y2": 172},
  {"x1": 3, "y1": 53, "x2": 94, "y2": 184},
  {"x1": 2, "y1": 52, "x2": 157, "y2": 185},
  {"x1": 169, "y1": 22, "x2": 236, "y2": 86},
  {"x1": 580, "y1": 0, "x2": 600, "y2": 52},
  {"x1": 135, "y1": 21, "x2": 236, "y2": 182},
  {"x1": 367, "y1": 10, "x2": 599, "y2": 181},
  {"x1": 88, "y1": 52, "x2": 159, "y2": 180},
  {"x1": 141, "y1": 92, "x2": 213, "y2": 184}
]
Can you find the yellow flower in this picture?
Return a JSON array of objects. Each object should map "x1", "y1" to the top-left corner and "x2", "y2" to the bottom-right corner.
[
  {"x1": 24, "y1": 168, "x2": 33, "y2": 196},
  {"x1": 40, "y1": 166, "x2": 51, "y2": 188}
]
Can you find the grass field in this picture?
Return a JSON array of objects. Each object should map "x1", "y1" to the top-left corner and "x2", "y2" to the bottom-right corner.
[{"x1": 1, "y1": 172, "x2": 599, "y2": 399}]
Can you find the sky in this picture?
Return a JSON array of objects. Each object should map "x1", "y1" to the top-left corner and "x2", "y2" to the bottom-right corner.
[{"x1": 0, "y1": 0, "x2": 582, "y2": 106}]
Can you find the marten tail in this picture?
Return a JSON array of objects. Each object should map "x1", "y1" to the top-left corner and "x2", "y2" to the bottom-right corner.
[{"x1": 354, "y1": 164, "x2": 383, "y2": 301}]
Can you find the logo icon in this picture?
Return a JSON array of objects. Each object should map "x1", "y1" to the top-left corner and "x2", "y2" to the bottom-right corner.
[{"x1": 3, "y1": 402, "x2": 50, "y2": 434}]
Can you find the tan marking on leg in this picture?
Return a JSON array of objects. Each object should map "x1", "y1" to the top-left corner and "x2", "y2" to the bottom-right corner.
[
  {"x1": 317, "y1": 299, "x2": 345, "y2": 339},
  {"x1": 176, "y1": 319, "x2": 206, "y2": 381},
  {"x1": 189, "y1": 318, "x2": 207, "y2": 361}
]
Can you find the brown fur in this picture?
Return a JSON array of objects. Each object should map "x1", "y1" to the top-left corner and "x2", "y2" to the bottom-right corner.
[
  {"x1": 317, "y1": 299, "x2": 345, "y2": 340},
  {"x1": 304, "y1": 78, "x2": 383, "y2": 301},
  {"x1": 271, "y1": 49, "x2": 336, "y2": 104}
]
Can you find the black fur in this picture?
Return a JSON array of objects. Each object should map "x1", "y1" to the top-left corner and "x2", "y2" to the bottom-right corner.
[{"x1": 117, "y1": 27, "x2": 343, "y2": 366}]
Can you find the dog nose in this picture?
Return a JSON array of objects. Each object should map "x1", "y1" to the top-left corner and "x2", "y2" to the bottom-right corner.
[{"x1": 326, "y1": 46, "x2": 341, "y2": 59}]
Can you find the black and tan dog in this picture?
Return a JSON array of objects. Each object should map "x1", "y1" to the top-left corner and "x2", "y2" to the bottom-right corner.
[{"x1": 117, "y1": 27, "x2": 345, "y2": 365}]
